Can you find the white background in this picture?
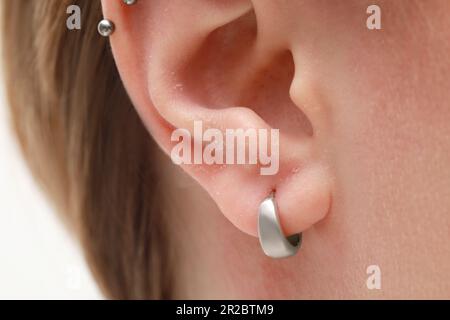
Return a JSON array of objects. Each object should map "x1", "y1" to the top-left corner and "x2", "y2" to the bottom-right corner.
[{"x1": 0, "y1": 73, "x2": 102, "y2": 300}]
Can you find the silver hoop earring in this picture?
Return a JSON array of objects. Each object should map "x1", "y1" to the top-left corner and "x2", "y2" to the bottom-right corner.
[
  {"x1": 98, "y1": 19, "x2": 115, "y2": 37},
  {"x1": 258, "y1": 193, "x2": 302, "y2": 259},
  {"x1": 123, "y1": 0, "x2": 137, "y2": 5}
]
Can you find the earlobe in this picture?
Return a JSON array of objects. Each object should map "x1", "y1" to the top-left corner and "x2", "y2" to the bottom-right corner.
[
  {"x1": 276, "y1": 164, "x2": 332, "y2": 236},
  {"x1": 101, "y1": 0, "x2": 333, "y2": 242}
]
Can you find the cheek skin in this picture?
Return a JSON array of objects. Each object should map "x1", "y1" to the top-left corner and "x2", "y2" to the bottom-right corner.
[
  {"x1": 216, "y1": 0, "x2": 450, "y2": 298},
  {"x1": 312, "y1": 1, "x2": 450, "y2": 297}
]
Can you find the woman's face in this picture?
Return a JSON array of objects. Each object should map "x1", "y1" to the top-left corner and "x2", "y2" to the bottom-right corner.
[{"x1": 103, "y1": 0, "x2": 450, "y2": 298}]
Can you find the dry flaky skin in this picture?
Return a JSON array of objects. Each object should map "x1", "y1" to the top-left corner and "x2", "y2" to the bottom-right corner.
[{"x1": 2, "y1": 0, "x2": 173, "y2": 299}]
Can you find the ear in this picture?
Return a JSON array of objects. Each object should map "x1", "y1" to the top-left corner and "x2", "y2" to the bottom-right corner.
[{"x1": 100, "y1": 0, "x2": 333, "y2": 237}]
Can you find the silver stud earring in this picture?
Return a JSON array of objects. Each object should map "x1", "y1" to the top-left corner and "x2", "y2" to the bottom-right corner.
[
  {"x1": 98, "y1": 0, "x2": 137, "y2": 37},
  {"x1": 258, "y1": 192, "x2": 302, "y2": 259},
  {"x1": 98, "y1": 19, "x2": 115, "y2": 37}
]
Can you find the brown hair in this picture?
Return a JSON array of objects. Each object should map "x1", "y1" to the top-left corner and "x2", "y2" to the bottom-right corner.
[{"x1": 2, "y1": 0, "x2": 173, "y2": 299}]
